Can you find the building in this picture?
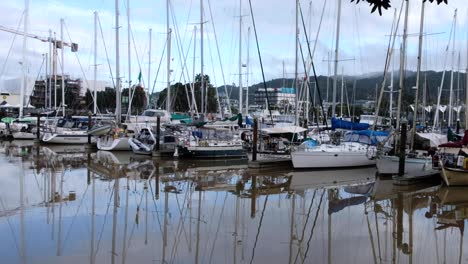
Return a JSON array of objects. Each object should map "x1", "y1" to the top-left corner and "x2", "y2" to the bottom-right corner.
[
  {"x1": 29, "y1": 75, "x2": 84, "y2": 110},
  {"x1": 254, "y1": 87, "x2": 296, "y2": 108}
]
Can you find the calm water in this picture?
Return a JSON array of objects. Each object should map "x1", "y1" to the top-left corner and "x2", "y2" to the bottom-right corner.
[{"x1": 0, "y1": 140, "x2": 466, "y2": 264}]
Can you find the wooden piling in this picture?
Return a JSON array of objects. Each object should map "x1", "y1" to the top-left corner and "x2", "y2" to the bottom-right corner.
[
  {"x1": 398, "y1": 121, "x2": 407, "y2": 176},
  {"x1": 156, "y1": 116, "x2": 160, "y2": 151},
  {"x1": 88, "y1": 114, "x2": 92, "y2": 145},
  {"x1": 303, "y1": 119, "x2": 308, "y2": 140},
  {"x1": 36, "y1": 115, "x2": 40, "y2": 140},
  {"x1": 252, "y1": 118, "x2": 258, "y2": 162}
]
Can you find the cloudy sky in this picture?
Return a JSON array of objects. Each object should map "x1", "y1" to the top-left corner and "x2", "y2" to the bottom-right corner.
[{"x1": 0, "y1": 0, "x2": 466, "y2": 94}]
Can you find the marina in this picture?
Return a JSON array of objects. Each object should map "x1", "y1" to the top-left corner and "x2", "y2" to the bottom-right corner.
[{"x1": 1, "y1": 0, "x2": 468, "y2": 263}]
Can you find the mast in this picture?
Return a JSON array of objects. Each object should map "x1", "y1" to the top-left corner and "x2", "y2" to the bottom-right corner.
[
  {"x1": 48, "y1": 29, "x2": 52, "y2": 109},
  {"x1": 54, "y1": 32, "x2": 57, "y2": 110},
  {"x1": 331, "y1": 0, "x2": 342, "y2": 118},
  {"x1": 148, "y1": 28, "x2": 152, "y2": 108},
  {"x1": 294, "y1": 0, "x2": 299, "y2": 124},
  {"x1": 200, "y1": 0, "x2": 204, "y2": 115},
  {"x1": 465, "y1": 11, "x2": 468, "y2": 130},
  {"x1": 127, "y1": 0, "x2": 132, "y2": 116},
  {"x1": 457, "y1": 51, "x2": 461, "y2": 119},
  {"x1": 410, "y1": 1, "x2": 425, "y2": 151},
  {"x1": 448, "y1": 10, "x2": 457, "y2": 127},
  {"x1": 246, "y1": 26, "x2": 251, "y2": 116},
  {"x1": 433, "y1": 11, "x2": 456, "y2": 131},
  {"x1": 340, "y1": 68, "x2": 344, "y2": 117},
  {"x1": 192, "y1": 26, "x2": 199, "y2": 117},
  {"x1": 389, "y1": 63, "x2": 394, "y2": 120},
  {"x1": 20, "y1": 0, "x2": 29, "y2": 118},
  {"x1": 60, "y1": 18, "x2": 65, "y2": 117},
  {"x1": 396, "y1": 0, "x2": 409, "y2": 134},
  {"x1": 166, "y1": 0, "x2": 171, "y2": 113},
  {"x1": 93, "y1": 12, "x2": 98, "y2": 115},
  {"x1": 44, "y1": 53, "x2": 48, "y2": 108},
  {"x1": 115, "y1": 0, "x2": 121, "y2": 124},
  {"x1": 238, "y1": 0, "x2": 243, "y2": 116}
]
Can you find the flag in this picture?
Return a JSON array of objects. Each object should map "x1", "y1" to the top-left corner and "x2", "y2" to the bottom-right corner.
[{"x1": 137, "y1": 70, "x2": 142, "y2": 85}]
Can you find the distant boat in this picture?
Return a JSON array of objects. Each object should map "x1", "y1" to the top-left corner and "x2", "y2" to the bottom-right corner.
[
  {"x1": 439, "y1": 155, "x2": 468, "y2": 186},
  {"x1": 291, "y1": 130, "x2": 387, "y2": 169},
  {"x1": 178, "y1": 125, "x2": 246, "y2": 159},
  {"x1": 129, "y1": 127, "x2": 155, "y2": 155},
  {"x1": 42, "y1": 118, "x2": 93, "y2": 144}
]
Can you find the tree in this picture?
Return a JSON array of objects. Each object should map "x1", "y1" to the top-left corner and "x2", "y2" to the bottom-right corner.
[
  {"x1": 122, "y1": 85, "x2": 147, "y2": 114},
  {"x1": 156, "y1": 74, "x2": 218, "y2": 113},
  {"x1": 351, "y1": 0, "x2": 448, "y2": 15}
]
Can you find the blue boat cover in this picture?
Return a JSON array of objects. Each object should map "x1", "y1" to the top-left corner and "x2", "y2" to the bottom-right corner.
[
  {"x1": 245, "y1": 116, "x2": 253, "y2": 126},
  {"x1": 344, "y1": 130, "x2": 389, "y2": 145},
  {"x1": 331, "y1": 117, "x2": 369, "y2": 131}
]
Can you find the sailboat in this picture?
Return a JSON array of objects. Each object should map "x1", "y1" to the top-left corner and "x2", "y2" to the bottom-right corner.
[
  {"x1": 96, "y1": 0, "x2": 131, "y2": 151},
  {"x1": 438, "y1": 10, "x2": 468, "y2": 186},
  {"x1": 42, "y1": 116, "x2": 94, "y2": 144},
  {"x1": 377, "y1": 1, "x2": 440, "y2": 178},
  {"x1": 290, "y1": 0, "x2": 389, "y2": 169}
]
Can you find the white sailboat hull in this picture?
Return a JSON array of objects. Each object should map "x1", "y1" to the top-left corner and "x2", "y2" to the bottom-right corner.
[
  {"x1": 97, "y1": 136, "x2": 131, "y2": 151},
  {"x1": 376, "y1": 155, "x2": 433, "y2": 175},
  {"x1": 12, "y1": 132, "x2": 36, "y2": 140},
  {"x1": 291, "y1": 143, "x2": 376, "y2": 169},
  {"x1": 42, "y1": 132, "x2": 92, "y2": 144}
]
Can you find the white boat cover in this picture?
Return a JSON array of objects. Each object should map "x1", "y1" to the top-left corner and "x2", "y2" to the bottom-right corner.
[
  {"x1": 261, "y1": 126, "x2": 307, "y2": 134},
  {"x1": 416, "y1": 132, "x2": 447, "y2": 147}
]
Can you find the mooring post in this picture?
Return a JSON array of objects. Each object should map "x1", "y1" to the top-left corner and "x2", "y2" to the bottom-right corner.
[
  {"x1": 252, "y1": 118, "x2": 258, "y2": 162},
  {"x1": 398, "y1": 120, "x2": 407, "y2": 176},
  {"x1": 303, "y1": 119, "x2": 308, "y2": 141},
  {"x1": 36, "y1": 115, "x2": 40, "y2": 141},
  {"x1": 88, "y1": 114, "x2": 92, "y2": 145},
  {"x1": 156, "y1": 116, "x2": 160, "y2": 151}
]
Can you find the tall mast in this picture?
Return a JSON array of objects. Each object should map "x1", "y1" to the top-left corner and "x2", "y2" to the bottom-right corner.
[
  {"x1": 331, "y1": 0, "x2": 342, "y2": 118},
  {"x1": 44, "y1": 53, "x2": 48, "y2": 108},
  {"x1": 60, "y1": 18, "x2": 65, "y2": 117},
  {"x1": 93, "y1": 12, "x2": 98, "y2": 115},
  {"x1": 246, "y1": 26, "x2": 251, "y2": 116},
  {"x1": 48, "y1": 29, "x2": 52, "y2": 109},
  {"x1": 238, "y1": 0, "x2": 243, "y2": 116},
  {"x1": 433, "y1": 11, "x2": 456, "y2": 130},
  {"x1": 448, "y1": 10, "x2": 458, "y2": 127},
  {"x1": 166, "y1": 0, "x2": 172, "y2": 113},
  {"x1": 115, "y1": 0, "x2": 121, "y2": 124},
  {"x1": 54, "y1": 32, "x2": 57, "y2": 110},
  {"x1": 340, "y1": 68, "x2": 344, "y2": 117},
  {"x1": 465, "y1": 10, "x2": 468, "y2": 130},
  {"x1": 200, "y1": 0, "x2": 204, "y2": 115},
  {"x1": 389, "y1": 61, "x2": 394, "y2": 120},
  {"x1": 396, "y1": 0, "x2": 409, "y2": 133},
  {"x1": 127, "y1": 0, "x2": 132, "y2": 116},
  {"x1": 192, "y1": 26, "x2": 199, "y2": 117},
  {"x1": 294, "y1": 0, "x2": 299, "y2": 124},
  {"x1": 148, "y1": 28, "x2": 152, "y2": 108},
  {"x1": 410, "y1": 1, "x2": 425, "y2": 151},
  {"x1": 20, "y1": 0, "x2": 29, "y2": 118}
]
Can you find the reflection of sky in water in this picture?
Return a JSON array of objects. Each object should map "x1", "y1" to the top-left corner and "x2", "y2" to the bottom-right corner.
[{"x1": 0, "y1": 143, "x2": 467, "y2": 263}]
